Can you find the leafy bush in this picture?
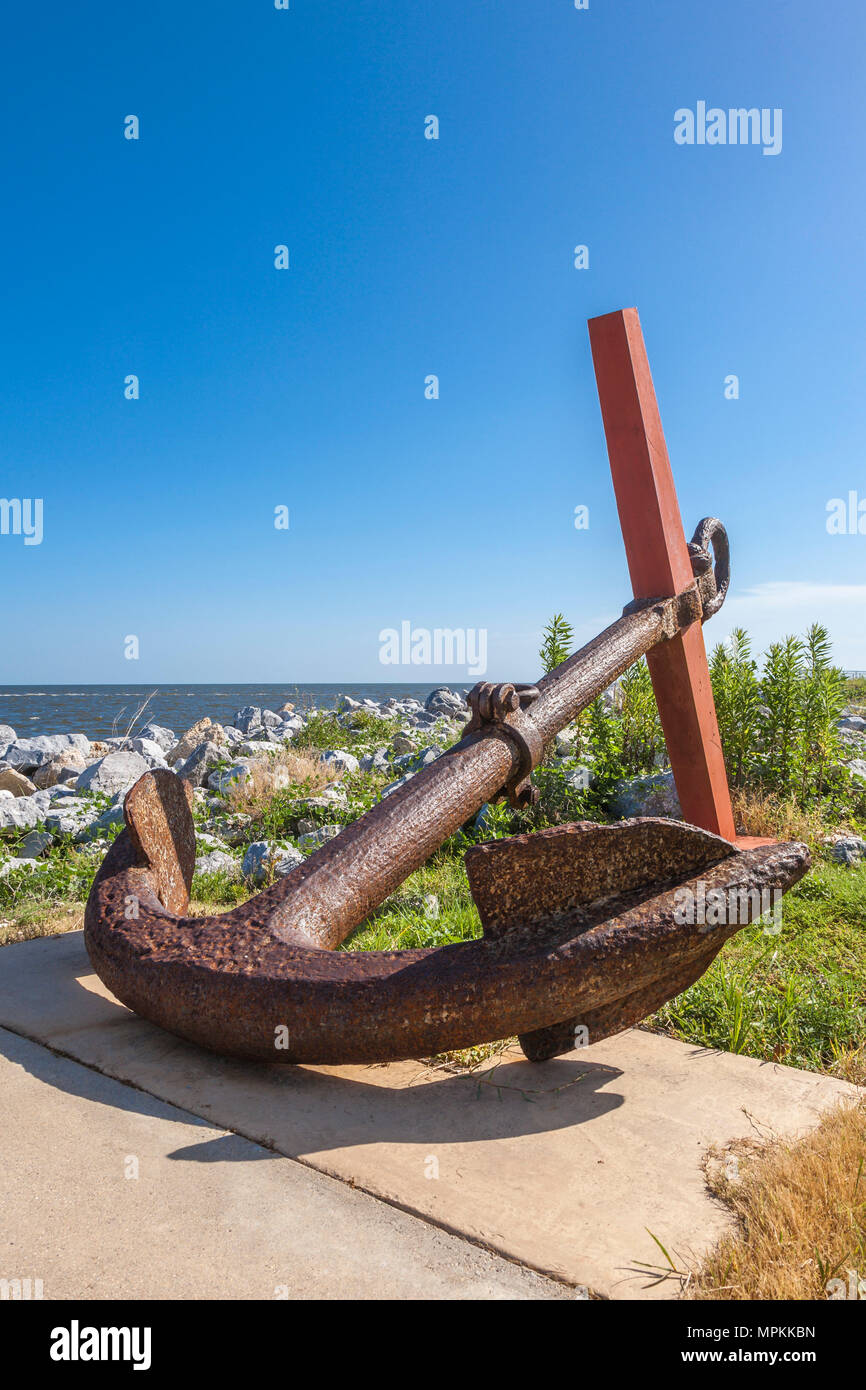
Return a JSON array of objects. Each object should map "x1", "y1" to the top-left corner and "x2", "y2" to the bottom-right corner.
[
  {"x1": 617, "y1": 658, "x2": 666, "y2": 775},
  {"x1": 296, "y1": 710, "x2": 397, "y2": 752},
  {"x1": 538, "y1": 614, "x2": 574, "y2": 674},
  {"x1": 537, "y1": 614, "x2": 860, "y2": 825},
  {"x1": 709, "y1": 627, "x2": 760, "y2": 786},
  {"x1": 712, "y1": 622, "x2": 850, "y2": 810}
]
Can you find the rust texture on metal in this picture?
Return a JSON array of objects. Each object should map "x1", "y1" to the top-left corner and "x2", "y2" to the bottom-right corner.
[
  {"x1": 688, "y1": 517, "x2": 730, "y2": 620},
  {"x1": 85, "y1": 793, "x2": 809, "y2": 1064},
  {"x1": 462, "y1": 681, "x2": 542, "y2": 808},
  {"x1": 83, "y1": 513, "x2": 810, "y2": 1066}
]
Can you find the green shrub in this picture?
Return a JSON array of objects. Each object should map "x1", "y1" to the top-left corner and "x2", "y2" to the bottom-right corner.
[
  {"x1": 538, "y1": 614, "x2": 574, "y2": 674},
  {"x1": 537, "y1": 615, "x2": 860, "y2": 824},
  {"x1": 709, "y1": 627, "x2": 760, "y2": 787}
]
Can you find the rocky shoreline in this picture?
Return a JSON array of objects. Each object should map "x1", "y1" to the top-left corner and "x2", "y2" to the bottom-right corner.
[
  {"x1": 0, "y1": 687, "x2": 477, "y2": 882},
  {"x1": 2, "y1": 689, "x2": 866, "y2": 883}
]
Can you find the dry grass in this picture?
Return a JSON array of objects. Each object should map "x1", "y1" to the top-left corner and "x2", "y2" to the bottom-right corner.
[
  {"x1": 188, "y1": 898, "x2": 243, "y2": 917},
  {"x1": 731, "y1": 786, "x2": 844, "y2": 845},
  {"x1": 224, "y1": 747, "x2": 341, "y2": 816},
  {"x1": 0, "y1": 900, "x2": 238, "y2": 948},
  {"x1": 424, "y1": 1038, "x2": 515, "y2": 1073},
  {"x1": 829, "y1": 1046, "x2": 866, "y2": 1088},
  {"x1": 691, "y1": 1098, "x2": 866, "y2": 1300},
  {"x1": 0, "y1": 905, "x2": 84, "y2": 948}
]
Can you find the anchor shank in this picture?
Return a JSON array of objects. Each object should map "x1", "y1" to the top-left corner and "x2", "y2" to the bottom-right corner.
[
  {"x1": 531, "y1": 595, "x2": 690, "y2": 742},
  {"x1": 269, "y1": 593, "x2": 688, "y2": 950}
]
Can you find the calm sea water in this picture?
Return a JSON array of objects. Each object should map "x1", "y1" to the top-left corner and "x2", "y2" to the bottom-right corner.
[{"x1": 0, "y1": 684, "x2": 448, "y2": 741}]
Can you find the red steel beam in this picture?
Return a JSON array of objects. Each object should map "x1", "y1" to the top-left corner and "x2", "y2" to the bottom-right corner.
[{"x1": 588, "y1": 307, "x2": 738, "y2": 843}]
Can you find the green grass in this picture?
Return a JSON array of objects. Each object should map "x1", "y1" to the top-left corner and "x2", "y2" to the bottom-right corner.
[
  {"x1": 188, "y1": 870, "x2": 249, "y2": 906},
  {"x1": 343, "y1": 849, "x2": 482, "y2": 951},
  {"x1": 651, "y1": 860, "x2": 866, "y2": 1081},
  {"x1": 0, "y1": 842, "x2": 104, "y2": 928},
  {"x1": 294, "y1": 710, "x2": 404, "y2": 753}
]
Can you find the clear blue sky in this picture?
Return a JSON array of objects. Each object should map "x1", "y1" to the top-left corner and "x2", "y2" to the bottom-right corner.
[{"x1": 2, "y1": 0, "x2": 864, "y2": 682}]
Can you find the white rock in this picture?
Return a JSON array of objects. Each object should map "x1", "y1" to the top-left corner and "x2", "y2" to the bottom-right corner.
[
  {"x1": 4, "y1": 734, "x2": 90, "y2": 773},
  {"x1": 297, "y1": 825, "x2": 343, "y2": 852},
  {"x1": 424, "y1": 687, "x2": 466, "y2": 716},
  {"x1": 360, "y1": 748, "x2": 391, "y2": 775},
  {"x1": 196, "y1": 831, "x2": 230, "y2": 851},
  {"x1": 319, "y1": 750, "x2": 360, "y2": 774},
  {"x1": 563, "y1": 765, "x2": 593, "y2": 791},
  {"x1": 234, "y1": 706, "x2": 264, "y2": 735},
  {"x1": 0, "y1": 857, "x2": 37, "y2": 878},
  {"x1": 176, "y1": 741, "x2": 226, "y2": 788},
  {"x1": 19, "y1": 830, "x2": 53, "y2": 858},
  {"x1": 126, "y1": 737, "x2": 169, "y2": 765},
  {"x1": 206, "y1": 761, "x2": 253, "y2": 795},
  {"x1": 139, "y1": 723, "x2": 176, "y2": 752},
  {"x1": 75, "y1": 751, "x2": 151, "y2": 797},
  {"x1": 832, "y1": 836, "x2": 866, "y2": 866},
  {"x1": 611, "y1": 771, "x2": 681, "y2": 820},
  {"x1": 241, "y1": 841, "x2": 305, "y2": 884},
  {"x1": 279, "y1": 716, "x2": 305, "y2": 738},
  {"x1": 394, "y1": 747, "x2": 435, "y2": 773},
  {"x1": 0, "y1": 796, "x2": 43, "y2": 834},
  {"x1": 195, "y1": 850, "x2": 241, "y2": 879},
  {"x1": 2, "y1": 744, "x2": 47, "y2": 773},
  {"x1": 45, "y1": 804, "x2": 98, "y2": 836}
]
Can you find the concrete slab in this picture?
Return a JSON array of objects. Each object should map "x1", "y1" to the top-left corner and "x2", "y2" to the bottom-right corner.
[
  {"x1": 0, "y1": 1026, "x2": 568, "y2": 1300},
  {"x1": 0, "y1": 931, "x2": 859, "y2": 1298}
]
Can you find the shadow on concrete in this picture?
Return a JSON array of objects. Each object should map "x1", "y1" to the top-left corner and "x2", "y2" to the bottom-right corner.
[
  {"x1": 0, "y1": 933, "x2": 627, "y2": 1160},
  {"x1": 166, "y1": 1133, "x2": 276, "y2": 1163}
]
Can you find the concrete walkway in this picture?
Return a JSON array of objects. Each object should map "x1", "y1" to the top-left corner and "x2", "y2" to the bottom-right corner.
[
  {"x1": 0, "y1": 1027, "x2": 567, "y2": 1300},
  {"x1": 0, "y1": 931, "x2": 859, "y2": 1299}
]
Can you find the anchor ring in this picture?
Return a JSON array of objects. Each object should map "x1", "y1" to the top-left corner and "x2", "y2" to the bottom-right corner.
[{"x1": 688, "y1": 516, "x2": 730, "y2": 619}]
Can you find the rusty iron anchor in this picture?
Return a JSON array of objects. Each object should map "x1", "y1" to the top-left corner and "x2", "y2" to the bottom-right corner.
[{"x1": 84, "y1": 516, "x2": 810, "y2": 1065}]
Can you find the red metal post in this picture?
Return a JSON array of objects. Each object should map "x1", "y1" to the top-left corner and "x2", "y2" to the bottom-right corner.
[{"x1": 588, "y1": 308, "x2": 738, "y2": 842}]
